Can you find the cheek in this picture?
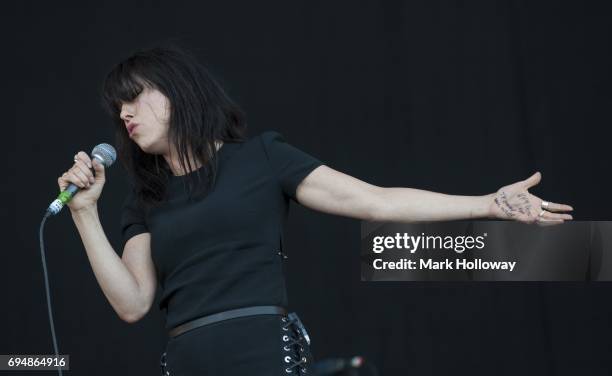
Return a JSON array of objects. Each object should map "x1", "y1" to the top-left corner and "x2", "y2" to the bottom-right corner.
[
  {"x1": 154, "y1": 110, "x2": 170, "y2": 129},
  {"x1": 151, "y1": 119, "x2": 170, "y2": 142},
  {"x1": 149, "y1": 91, "x2": 171, "y2": 119},
  {"x1": 140, "y1": 107, "x2": 169, "y2": 135}
]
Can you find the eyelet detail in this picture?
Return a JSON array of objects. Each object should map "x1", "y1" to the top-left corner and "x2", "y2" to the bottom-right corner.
[
  {"x1": 160, "y1": 351, "x2": 171, "y2": 376},
  {"x1": 281, "y1": 312, "x2": 311, "y2": 375}
]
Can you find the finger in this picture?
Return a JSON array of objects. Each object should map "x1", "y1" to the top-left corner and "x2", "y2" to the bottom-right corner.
[
  {"x1": 69, "y1": 168, "x2": 90, "y2": 188},
  {"x1": 69, "y1": 171, "x2": 89, "y2": 188},
  {"x1": 73, "y1": 160, "x2": 95, "y2": 184},
  {"x1": 540, "y1": 200, "x2": 573, "y2": 212},
  {"x1": 522, "y1": 171, "x2": 542, "y2": 189},
  {"x1": 75, "y1": 151, "x2": 93, "y2": 168},
  {"x1": 58, "y1": 174, "x2": 69, "y2": 191},
  {"x1": 515, "y1": 210, "x2": 566, "y2": 225},
  {"x1": 539, "y1": 210, "x2": 573, "y2": 221},
  {"x1": 92, "y1": 158, "x2": 106, "y2": 180},
  {"x1": 535, "y1": 217, "x2": 565, "y2": 227},
  {"x1": 61, "y1": 171, "x2": 82, "y2": 188},
  {"x1": 534, "y1": 209, "x2": 568, "y2": 226}
]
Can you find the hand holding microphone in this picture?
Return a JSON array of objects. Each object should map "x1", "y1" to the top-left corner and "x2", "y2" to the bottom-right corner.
[{"x1": 48, "y1": 143, "x2": 116, "y2": 215}]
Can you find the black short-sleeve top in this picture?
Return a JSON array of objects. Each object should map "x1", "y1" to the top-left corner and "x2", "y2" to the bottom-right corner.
[{"x1": 119, "y1": 131, "x2": 323, "y2": 330}]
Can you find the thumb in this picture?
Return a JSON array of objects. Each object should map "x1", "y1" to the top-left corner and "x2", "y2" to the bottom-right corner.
[
  {"x1": 92, "y1": 159, "x2": 106, "y2": 180},
  {"x1": 523, "y1": 171, "x2": 541, "y2": 189}
]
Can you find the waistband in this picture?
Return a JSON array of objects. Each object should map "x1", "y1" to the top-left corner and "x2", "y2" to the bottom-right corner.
[{"x1": 168, "y1": 305, "x2": 288, "y2": 338}]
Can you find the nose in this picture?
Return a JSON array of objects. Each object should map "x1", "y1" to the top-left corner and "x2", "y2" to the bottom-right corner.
[{"x1": 119, "y1": 103, "x2": 135, "y2": 122}]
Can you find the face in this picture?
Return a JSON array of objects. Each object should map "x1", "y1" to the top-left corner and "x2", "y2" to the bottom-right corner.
[{"x1": 119, "y1": 86, "x2": 171, "y2": 154}]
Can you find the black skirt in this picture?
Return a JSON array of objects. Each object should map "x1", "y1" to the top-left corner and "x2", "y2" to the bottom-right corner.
[{"x1": 160, "y1": 314, "x2": 314, "y2": 375}]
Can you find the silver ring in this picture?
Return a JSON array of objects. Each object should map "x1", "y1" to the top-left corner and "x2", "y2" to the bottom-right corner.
[
  {"x1": 538, "y1": 210, "x2": 546, "y2": 217},
  {"x1": 541, "y1": 201, "x2": 549, "y2": 209}
]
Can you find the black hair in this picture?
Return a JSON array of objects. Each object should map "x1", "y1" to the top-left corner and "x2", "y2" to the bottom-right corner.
[{"x1": 101, "y1": 45, "x2": 247, "y2": 209}]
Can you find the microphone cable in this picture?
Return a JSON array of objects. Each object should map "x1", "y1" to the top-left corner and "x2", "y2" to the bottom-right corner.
[{"x1": 39, "y1": 210, "x2": 64, "y2": 376}]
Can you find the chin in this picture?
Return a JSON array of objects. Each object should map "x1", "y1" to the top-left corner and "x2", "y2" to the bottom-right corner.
[
  {"x1": 139, "y1": 141, "x2": 164, "y2": 155},
  {"x1": 135, "y1": 140, "x2": 152, "y2": 153}
]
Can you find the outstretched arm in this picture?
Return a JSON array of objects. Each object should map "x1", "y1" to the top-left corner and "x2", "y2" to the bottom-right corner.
[{"x1": 296, "y1": 166, "x2": 573, "y2": 226}]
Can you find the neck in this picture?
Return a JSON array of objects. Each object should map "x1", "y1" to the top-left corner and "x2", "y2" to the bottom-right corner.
[{"x1": 164, "y1": 140, "x2": 223, "y2": 176}]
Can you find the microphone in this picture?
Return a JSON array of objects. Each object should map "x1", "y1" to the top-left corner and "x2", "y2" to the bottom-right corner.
[{"x1": 46, "y1": 143, "x2": 117, "y2": 216}]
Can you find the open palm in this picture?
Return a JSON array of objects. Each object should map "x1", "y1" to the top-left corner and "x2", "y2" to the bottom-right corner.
[{"x1": 489, "y1": 172, "x2": 573, "y2": 226}]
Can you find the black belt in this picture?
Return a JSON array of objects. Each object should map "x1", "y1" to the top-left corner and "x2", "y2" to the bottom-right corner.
[{"x1": 168, "y1": 305, "x2": 288, "y2": 338}]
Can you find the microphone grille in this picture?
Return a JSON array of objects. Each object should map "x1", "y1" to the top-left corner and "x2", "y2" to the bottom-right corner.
[{"x1": 91, "y1": 143, "x2": 117, "y2": 167}]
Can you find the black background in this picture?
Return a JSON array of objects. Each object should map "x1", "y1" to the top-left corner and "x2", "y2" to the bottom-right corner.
[{"x1": 9, "y1": 0, "x2": 612, "y2": 375}]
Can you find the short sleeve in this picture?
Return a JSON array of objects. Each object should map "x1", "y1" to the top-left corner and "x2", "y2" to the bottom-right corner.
[
  {"x1": 260, "y1": 131, "x2": 324, "y2": 201},
  {"x1": 119, "y1": 186, "x2": 150, "y2": 250}
]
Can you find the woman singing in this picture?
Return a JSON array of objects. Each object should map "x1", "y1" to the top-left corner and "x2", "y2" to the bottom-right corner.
[{"x1": 58, "y1": 46, "x2": 573, "y2": 375}]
